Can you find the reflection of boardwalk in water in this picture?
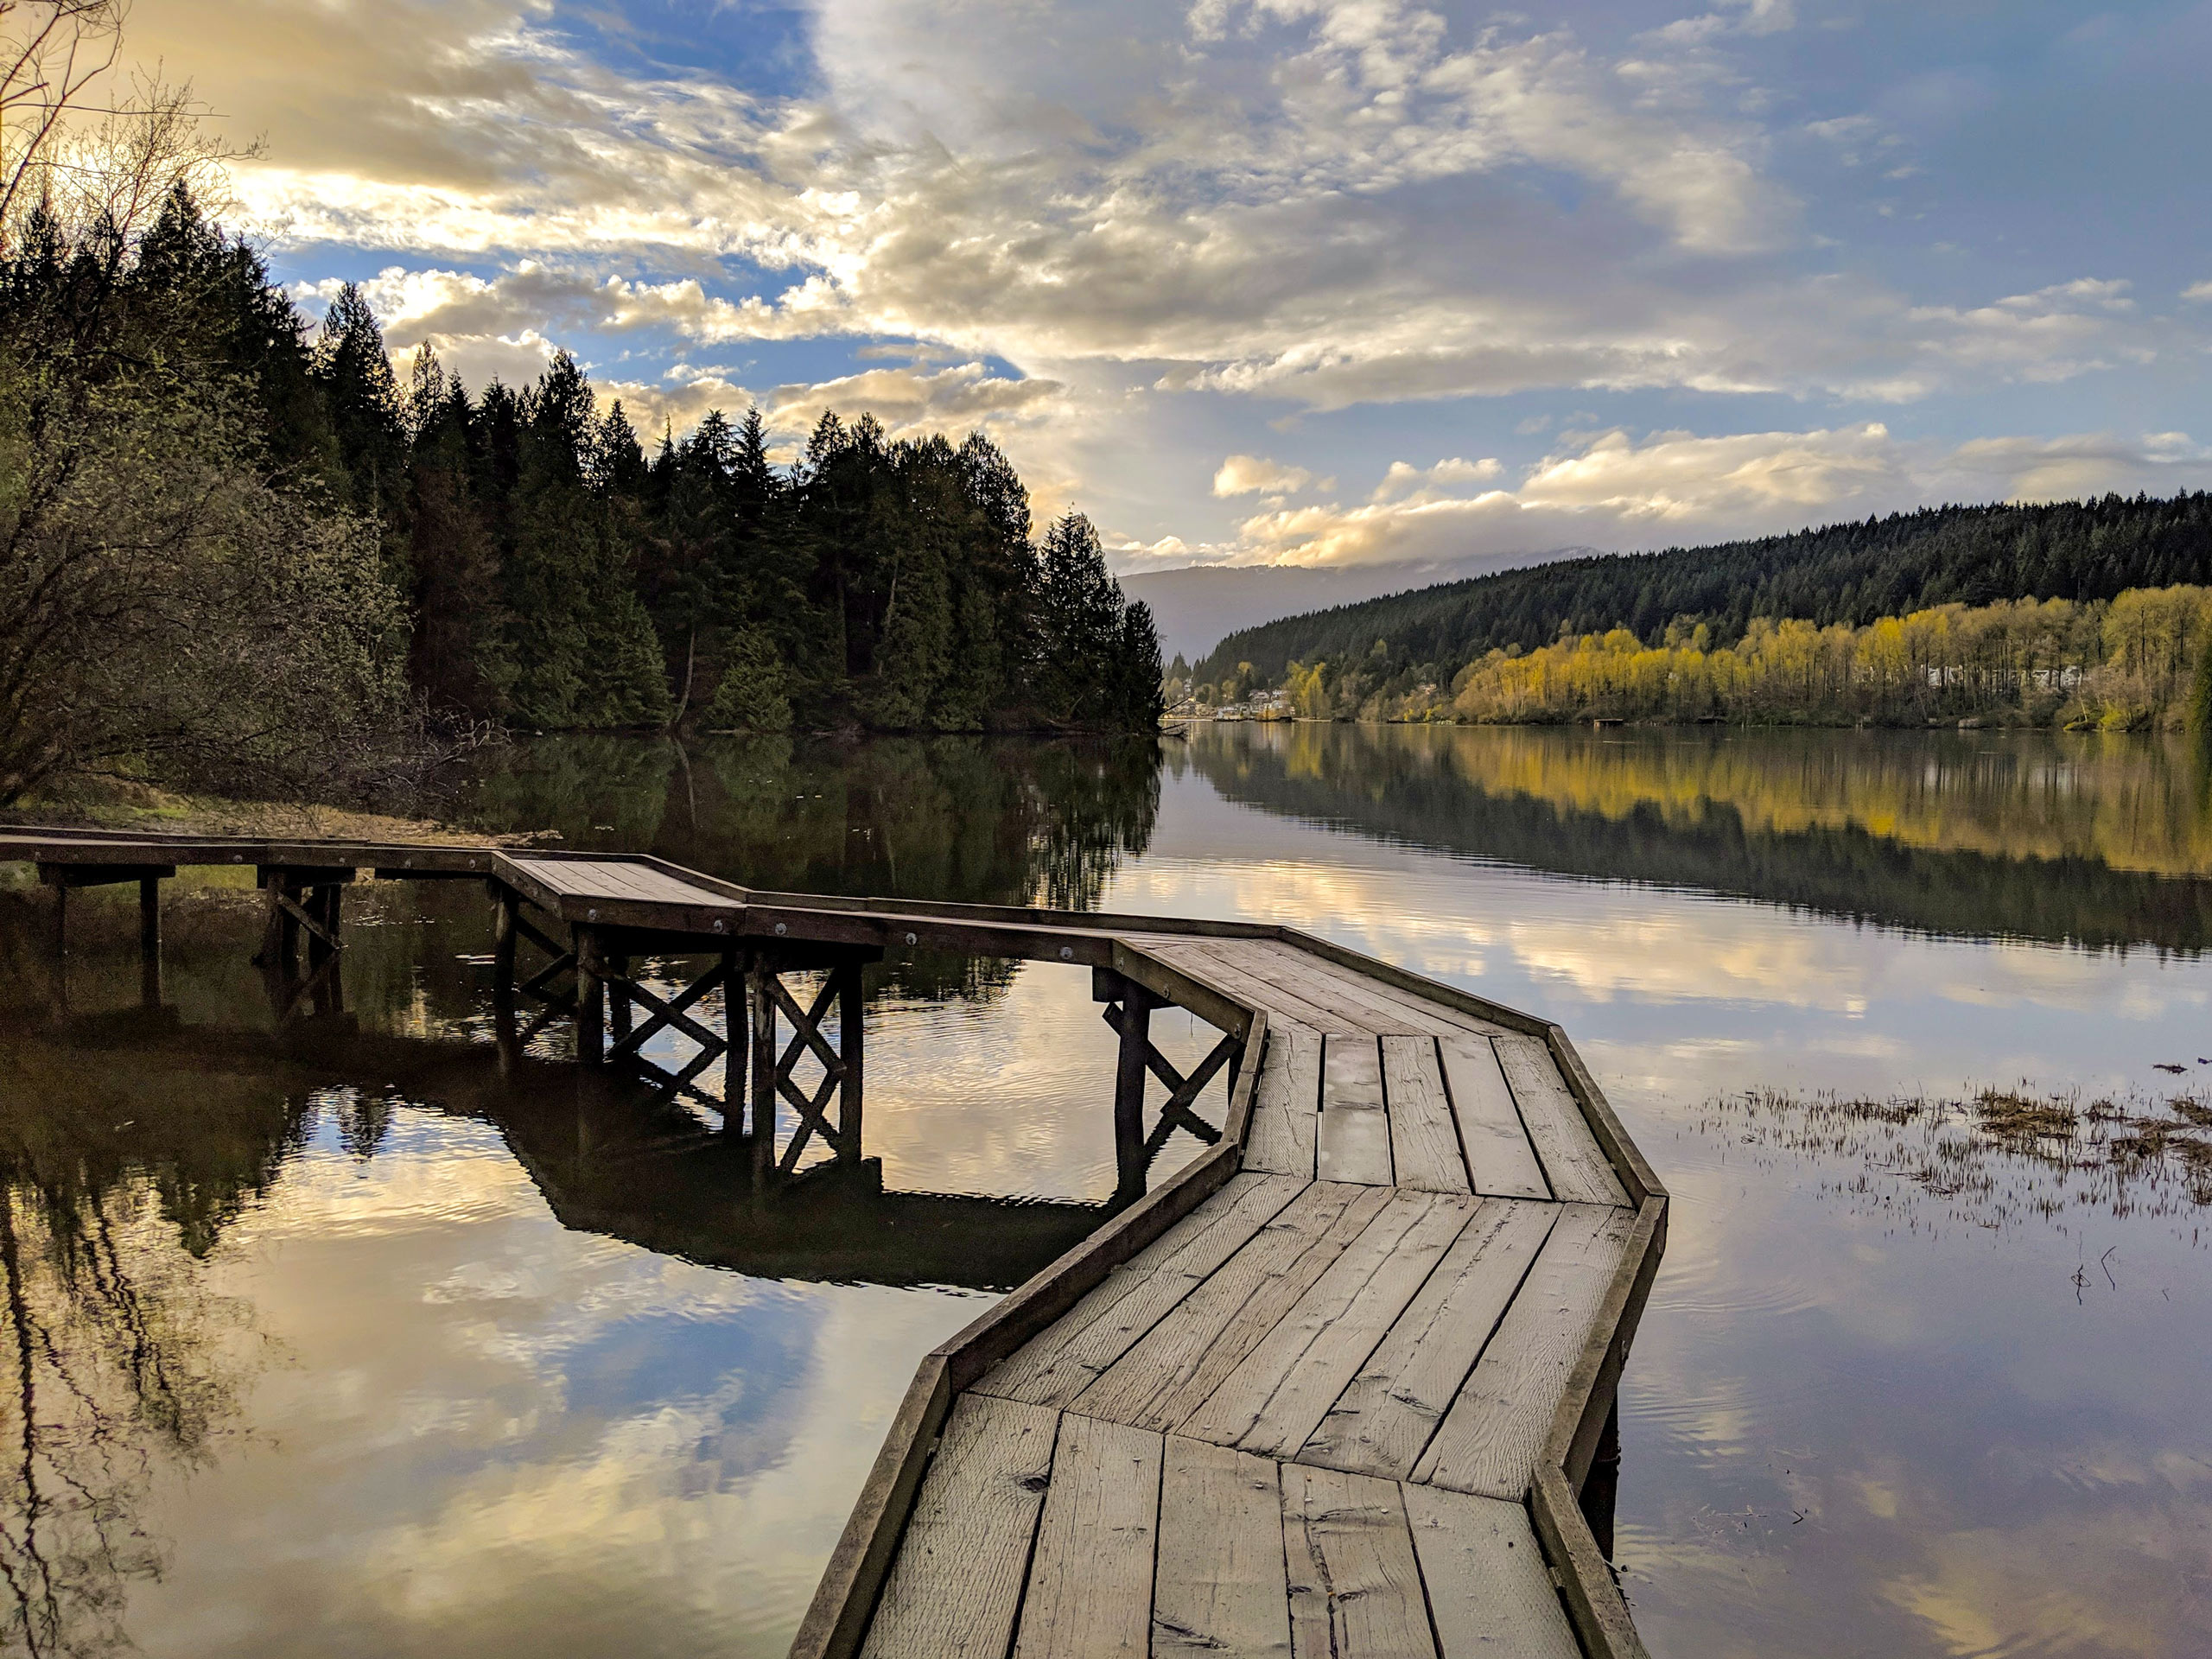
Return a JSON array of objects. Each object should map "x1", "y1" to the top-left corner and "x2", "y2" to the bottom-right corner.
[
  {"x1": 1, "y1": 827, "x2": 1665, "y2": 1659},
  {"x1": 1187, "y1": 723, "x2": 2212, "y2": 953}
]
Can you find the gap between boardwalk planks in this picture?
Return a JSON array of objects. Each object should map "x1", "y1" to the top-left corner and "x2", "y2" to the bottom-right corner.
[
  {"x1": 1381, "y1": 1034, "x2": 1471, "y2": 1193},
  {"x1": 978, "y1": 1173, "x2": 1306, "y2": 1408},
  {"x1": 858, "y1": 1393, "x2": 1058, "y2": 1659},
  {"x1": 1404, "y1": 1484, "x2": 1583, "y2": 1659},
  {"x1": 1244, "y1": 1026, "x2": 1321, "y2": 1180},
  {"x1": 1493, "y1": 1033, "x2": 1629, "y2": 1207},
  {"x1": 1012, "y1": 1413, "x2": 1161, "y2": 1659},
  {"x1": 1412, "y1": 1203, "x2": 1641, "y2": 1500},
  {"x1": 1438, "y1": 1038, "x2": 1552, "y2": 1201},
  {"x1": 1299, "y1": 1198, "x2": 1559, "y2": 1480},
  {"x1": 1319, "y1": 1036, "x2": 1393, "y2": 1185},
  {"x1": 1072, "y1": 1183, "x2": 1395, "y2": 1433},
  {"x1": 1154, "y1": 1438, "x2": 1293, "y2": 1658},
  {"x1": 1182, "y1": 1189, "x2": 1478, "y2": 1459},
  {"x1": 1282, "y1": 1464, "x2": 1433, "y2": 1658}
]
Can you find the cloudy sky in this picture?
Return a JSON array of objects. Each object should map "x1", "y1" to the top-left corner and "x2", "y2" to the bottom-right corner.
[{"x1": 121, "y1": 0, "x2": 2212, "y2": 570}]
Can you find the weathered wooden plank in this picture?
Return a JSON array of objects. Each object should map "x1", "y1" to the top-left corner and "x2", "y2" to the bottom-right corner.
[
  {"x1": 1411, "y1": 1205, "x2": 1640, "y2": 1500},
  {"x1": 1382, "y1": 1034, "x2": 1469, "y2": 1192},
  {"x1": 1318, "y1": 1035, "x2": 1393, "y2": 1185},
  {"x1": 1183, "y1": 1190, "x2": 1476, "y2": 1457},
  {"x1": 977, "y1": 1173, "x2": 1306, "y2": 1408},
  {"x1": 1494, "y1": 1034, "x2": 1629, "y2": 1207},
  {"x1": 1300, "y1": 1199, "x2": 1558, "y2": 1480},
  {"x1": 1403, "y1": 1483, "x2": 1580, "y2": 1659},
  {"x1": 1244, "y1": 1027, "x2": 1320, "y2": 1179},
  {"x1": 1143, "y1": 939, "x2": 1361, "y2": 1035},
  {"x1": 1437, "y1": 1038, "x2": 1551, "y2": 1201},
  {"x1": 1153, "y1": 1438, "x2": 1293, "y2": 1658},
  {"x1": 1012, "y1": 1414, "x2": 1163, "y2": 1659},
  {"x1": 1073, "y1": 1183, "x2": 1395, "y2": 1433},
  {"x1": 1282, "y1": 1464, "x2": 1436, "y2": 1659},
  {"x1": 859, "y1": 1394, "x2": 1059, "y2": 1658},
  {"x1": 1219, "y1": 940, "x2": 1440, "y2": 1036}
]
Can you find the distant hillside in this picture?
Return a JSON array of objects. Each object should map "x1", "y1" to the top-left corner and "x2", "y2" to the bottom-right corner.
[
  {"x1": 1194, "y1": 494, "x2": 2212, "y2": 684},
  {"x1": 1122, "y1": 550, "x2": 1574, "y2": 664}
]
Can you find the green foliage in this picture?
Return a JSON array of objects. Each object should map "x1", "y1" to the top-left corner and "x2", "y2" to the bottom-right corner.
[
  {"x1": 0, "y1": 188, "x2": 410, "y2": 805},
  {"x1": 1201, "y1": 494, "x2": 2212, "y2": 694},
  {"x1": 704, "y1": 628, "x2": 793, "y2": 733}
]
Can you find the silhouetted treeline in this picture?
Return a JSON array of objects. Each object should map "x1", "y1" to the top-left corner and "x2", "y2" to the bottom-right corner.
[
  {"x1": 1198, "y1": 495, "x2": 2212, "y2": 691},
  {"x1": 0, "y1": 184, "x2": 1160, "y2": 809}
]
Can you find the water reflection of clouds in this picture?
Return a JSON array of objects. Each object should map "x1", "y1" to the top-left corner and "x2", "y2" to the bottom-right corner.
[
  {"x1": 136, "y1": 1108, "x2": 978, "y2": 1658},
  {"x1": 1128, "y1": 749, "x2": 2212, "y2": 1659}
]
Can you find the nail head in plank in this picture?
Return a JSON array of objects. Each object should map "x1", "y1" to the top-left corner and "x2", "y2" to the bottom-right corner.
[
  {"x1": 1410, "y1": 1205, "x2": 1642, "y2": 1501},
  {"x1": 1300, "y1": 1198, "x2": 1559, "y2": 1480},
  {"x1": 1382, "y1": 1035, "x2": 1471, "y2": 1193},
  {"x1": 1183, "y1": 1190, "x2": 1477, "y2": 1459},
  {"x1": 1245, "y1": 1027, "x2": 1320, "y2": 1179},
  {"x1": 1012, "y1": 1414, "x2": 1162, "y2": 1659},
  {"x1": 859, "y1": 1393, "x2": 1059, "y2": 1658},
  {"x1": 1319, "y1": 1035, "x2": 1392, "y2": 1185},
  {"x1": 978, "y1": 1173, "x2": 1306, "y2": 1408},
  {"x1": 1154, "y1": 1438, "x2": 1293, "y2": 1659},
  {"x1": 1073, "y1": 1183, "x2": 1395, "y2": 1433},
  {"x1": 1438, "y1": 1039, "x2": 1552, "y2": 1201},
  {"x1": 1494, "y1": 1033, "x2": 1629, "y2": 1208},
  {"x1": 1282, "y1": 1463, "x2": 1437, "y2": 1659},
  {"x1": 1403, "y1": 1484, "x2": 1581, "y2": 1659}
]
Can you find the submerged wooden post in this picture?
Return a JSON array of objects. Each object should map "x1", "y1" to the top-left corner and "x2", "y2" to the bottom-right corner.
[
  {"x1": 491, "y1": 886, "x2": 518, "y2": 1010},
  {"x1": 837, "y1": 960, "x2": 864, "y2": 1162},
  {"x1": 748, "y1": 957, "x2": 778, "y2": 1179},
  {"x1": 574, "y1": 925, "x2": 605, "y2": 1064},
  {"x1": 721, "y1": 948, "x2": 743, "y2": 1119}
]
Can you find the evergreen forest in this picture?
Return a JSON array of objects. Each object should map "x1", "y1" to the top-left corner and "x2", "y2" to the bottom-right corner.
[
  {"x1": 0, "y1": 181, "x2": 1163, "y2": 807},
  {"x1": 1196, "y1": 494, "x2": 2212, "y2": 705}
]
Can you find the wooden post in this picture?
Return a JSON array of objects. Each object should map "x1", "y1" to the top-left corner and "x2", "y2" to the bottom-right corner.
[
  {"x1": 1111, "y1": 975, "x2": 1152, "y2": 1200},
  {"x1": 574, "y1": 925, "x2": 605, "y2": 1065},
  {"x1": 837, "y1": 961, "x2": 864, "y2": 1163},
  {"x1": 491, "y1": 887, "x2": 518, "y2": 1009},
  {"x1": 137, "y1": 876, "x2": 163, "y2": 1008},
  {"x1": 721, "y1": 948, "x2": 743, "y2": 1122},
  {"x1": 608, "y1": 951, "x2": 633, "y2": 1046},
  {"x1": 311, "y1": 885, "x2": 345, "y2": 1016},
  {"x1": 1580, "y1": 1399, "x2": 1621, "y2": 1560},
  {"x1": 749, "y1": 957, "x2": 778, "y2": 1179},
  {"x1": 52, "y1": 882, "x2": 67, "y2": 961}
]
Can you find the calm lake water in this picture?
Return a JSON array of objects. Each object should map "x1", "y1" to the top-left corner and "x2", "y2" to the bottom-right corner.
[{"x1": 3, "y1": 721, "x2": 2209, "y2": 1657}]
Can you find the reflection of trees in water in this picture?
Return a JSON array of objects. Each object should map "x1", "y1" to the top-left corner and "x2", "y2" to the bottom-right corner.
[
  {"x1": 0, "y1": 1171, "x2": 257, "y2": 1656},
  {"x1": 463, "y1": 734, "x2": 1162, "y2": 994},
  {"x1": 0, "y1": 1047, "x2": 288, "y2": 1656},
  {"x1": 1190, "y1": 722, "x2": 2212, "y2": 952}
]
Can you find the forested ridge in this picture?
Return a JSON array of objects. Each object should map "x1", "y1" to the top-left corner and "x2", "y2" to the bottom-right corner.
[
  {"x1": 0, "y1": 175, "x2": 1160, "y2": 806},
  {"x1": 1197, "y1": 495, "x2": 2212, "y2": 689}
]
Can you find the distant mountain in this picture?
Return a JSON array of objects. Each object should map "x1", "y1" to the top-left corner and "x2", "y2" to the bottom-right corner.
[
  {"x1": 1193, "y1": 493, "x2": 2212, "y2": 685},
  {"x1": 1121, "y1": 550, "x2": 1578, "y2": 664}
]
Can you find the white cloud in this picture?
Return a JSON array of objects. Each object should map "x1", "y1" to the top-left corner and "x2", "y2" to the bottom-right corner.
[
  {"x1": 2183, "y1": 281, "x2": 2212, "y2": 304},
  {"x1": 1212, "y1": 454, "x2": 1319, "y2": 497},
  {"x1": 1221, "y1": 424, "x2": 2212, "y2": 567}
]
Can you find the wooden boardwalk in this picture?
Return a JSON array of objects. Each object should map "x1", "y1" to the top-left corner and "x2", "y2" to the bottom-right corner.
[{"x1": 0, "y1": 827, "x2": 1665, "y2": 1658}]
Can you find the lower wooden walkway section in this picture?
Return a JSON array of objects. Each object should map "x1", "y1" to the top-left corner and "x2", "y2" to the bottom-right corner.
[
  {"x1": 804, "y1": 938, "x2": 1664, "y2": 1659},
  {"x1": 0, "y1": 826, "x2": 1664, "y2": 1657}
]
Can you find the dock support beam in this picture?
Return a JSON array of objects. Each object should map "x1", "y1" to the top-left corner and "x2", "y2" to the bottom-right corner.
[
  {"x1": 139, "y1": 876, "x2": 162, "y2": 1006},
  {"x1": 743, "y1": 951, "x2": 874, "y2": 1180},
  {"x1": 1096, "y1": 968, "x2": 1237, "y2": 1203},
  {"x1": 574, "y1": 926, "x2": 606, "y2": 1065}
]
